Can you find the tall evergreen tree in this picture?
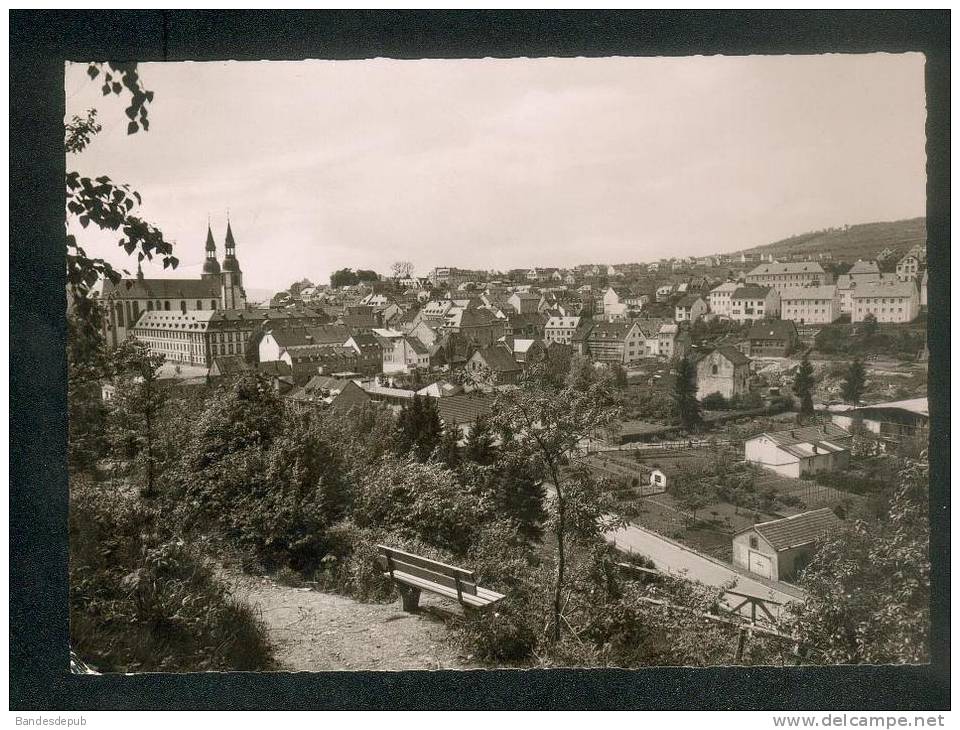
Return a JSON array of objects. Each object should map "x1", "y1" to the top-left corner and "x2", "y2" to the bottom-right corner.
[
  {"x1": 793, "y1": 354, "x2": 816, "y2": 418},
  {"x1": 395, "y1": 394, "x2": 442, "y2": 462},
  {"x1": 492, "y1": 452, "x2": 547, "y2": 545},
  {"x1": 672, "y1": 356, "x2": 702, "y2": 431},
  {"x1": 464, "y1": 412, "x2": 497, "y2": 465},
  {"x1": 437, "y1": 421, "x2": 462, "y2": 470},
  {"x1": 841, "y1": 359, "x2": 867, "y2": 405}
]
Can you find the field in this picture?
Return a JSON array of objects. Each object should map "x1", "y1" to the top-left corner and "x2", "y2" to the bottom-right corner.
[{"x1": 752, "y1": 472, "x2": 864, "y2": 513}]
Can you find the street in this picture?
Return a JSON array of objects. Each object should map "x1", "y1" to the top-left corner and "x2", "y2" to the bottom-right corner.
[{"x1": 606, "y1": 521, "x2": 804, "y2": 615}]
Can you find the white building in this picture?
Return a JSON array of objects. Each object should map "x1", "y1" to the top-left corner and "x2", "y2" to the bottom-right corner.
[
  {"x1": 733, "y1": 509, "x2": 843, "y2": 582},
  {"x1": 674, "y1": 295, "x2": 708, "y2": 323},
  {"x1": 729, "y1": 285, "x2": 780, "y2": 324},
  {"x1": 850, "y1": 281, "x2": 920, "y2": 323},
  {"x1": 779, "y1": 285, "x2": 841, "y2": 325},
  {"x1": 745, "y1": 261, "x2": 830, "y2": 291},
  {"x1": 744, "y1": 424, "x2": 852, "y2": 479},
  {"x1": 708, "y1": 281, "x2": 739, "y2": 317},
  {"x1": 896, "y1": 246, "x2": 926, "y2": 282},
  {"x1": 544, "y1": 315, "x2": 581, "y2": 345}
]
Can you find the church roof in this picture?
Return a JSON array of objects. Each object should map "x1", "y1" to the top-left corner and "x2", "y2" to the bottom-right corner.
[{"x1": 102, "y1": 277, "x2": 222, "y2": 301}]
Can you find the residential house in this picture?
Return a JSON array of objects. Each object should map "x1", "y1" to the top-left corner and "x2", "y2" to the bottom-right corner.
[
  {"x1": 674, "y1": 295, "x2": 708, "y2": 324},
  {"x1": 708, "y1": 281, "x2": 739, "y2": 317},
  {"x1": 835, "y1": 273, "x2": 896, "y2": 314},
  {"x1": 599, "y1": 286, "x2": 629, "y2": 320},
  {"x1": 378, "y1": 334, "x2": 430, "y2": 374},
  {"x1": 504, "y1": 337, "x2": 546, "y2": 367},
  {"x1": 435, "y1": 392, "x2": 496, "y2": 437},
  {"x1": 851, "y1": 281, "x2": 920, "y2": 323},
  {"x1": 896, "y1": 245, "x2": 926, "y2": 282},
  {"x1": 544, "y1": 315, "x2": 582, "y2": 345},
  {"x1": 208, "y1": 354, "x2": 254, "y2": 379},
  {"x1": 745, "y1": 261, "x2": 830, "y2": 291},
  {"x1": 443, "y1": 306, "x2": 506, "y2": 346},
  {"x1": 730, "y1": 285, "x2": 780, "y2": 323},
  {"x1": 779, "y1": 285, "x2": 841, "y2": 325},
  {"x1": 257, "y1": 324, "x2": 351, "y2": 365},
  {"x1": 508, "y1": 291, "x2": 544, "y2": 315},
  {"x1": 504, "y1": 311, "x2": 547, "y2": 340},
  {"x1": 695, "y1": 346, "x2": 750, "y2": 400},
  {"x1": 342, "y1": 332, "x2": 384, "y2": 375},
  {"x1": 744, "y1": 424, "x2": 852, "y2": 479},
  {"x1": 655, "y1": 284, "x2": 674, "y2": 303},
  {"x1": 657, "y1": 323, "x2": 690, "y2": 360},
  {"x1": 584, "y1": 321, "x2": 646, "y2": 364},
  {"x1": 742, "y1": 320, "x2": 799, "y2": 358},
  {"x1": 466, "y1": 344, "x2": 523, "y2": 386},
  {"x1": 733, "y1": 508, "x2": 843, "y2": 581}
]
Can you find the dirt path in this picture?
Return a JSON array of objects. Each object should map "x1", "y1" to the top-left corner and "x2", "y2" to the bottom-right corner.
[{"x1": 230, "y1": 573, "x2": 478, "y2": 671}]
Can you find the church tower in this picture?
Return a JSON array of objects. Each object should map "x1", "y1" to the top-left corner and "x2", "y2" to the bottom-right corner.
[
  {"x1": 201, "y1": 223, "x2": 221, "y2": 282},
  {"x1": 220, "y1": 218, "x2": 247, "y2": 310}
]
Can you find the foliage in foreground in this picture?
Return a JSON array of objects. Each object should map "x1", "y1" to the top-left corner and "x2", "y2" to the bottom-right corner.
[{"x1": 69, "y1": 476, "x2": 274, "y2": 672}]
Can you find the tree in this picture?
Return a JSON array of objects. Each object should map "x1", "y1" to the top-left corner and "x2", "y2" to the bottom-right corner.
[
  {"x1": 492, "y1": 364, "x2": 621, "y2": 642},
  {"x1": 793, "y1": 355, "x2": 816, "y2": 418},
  {"x1": 667, "y1": 466, "x2": 715, "y2": 522},
  {"x1": 355, "y1": 269, "x2": 380, "y2": 283},
  {"x1": 860, "y1": 312, "x2": 879, "y2": 338},
  {"x1": 394, "y1": 394, "x2": 442, "y2": 462},
  {"x1": 841, "y1": 359, "x2": 867, "y2": 405},
  {"x1": 107, "y1": 339, "x2": 166, "y2": 497},
  {"x1": 464, "y1": 412, "x2": 497, "y2": 466},
  {"x1": 672, "y1": 357, "x2": 702, "y2": 430},
  {"x1": 66, "y1": 64, "x2": 178, "y2": 306},
  {"x1": 436, "y1": 421, "x2": 462, "y2": 470},
  {"x1": 330, "y1": 268, "x2": 359, "y2": 288},
  {"x1": 391, "y1": 261, "x2": 414, "y2": 279},
  {"x1": 490, "y1": 451, "x2": 547, "y2": 545},
  {"x1": 67, "y1": 294, "x2": 111, "y2": 472},
  {"x1": 784, "y1": 458, "x2": 929, "y2": 663}
]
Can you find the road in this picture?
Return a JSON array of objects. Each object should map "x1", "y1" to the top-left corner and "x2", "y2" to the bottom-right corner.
[{"x1": 606, "y1": 522, "x2": 804, "y2": 614}]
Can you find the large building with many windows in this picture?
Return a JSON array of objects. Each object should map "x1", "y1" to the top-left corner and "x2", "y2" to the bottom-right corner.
[{"x1": 100, "y1": 221, "x2": 247, "y2": 348}]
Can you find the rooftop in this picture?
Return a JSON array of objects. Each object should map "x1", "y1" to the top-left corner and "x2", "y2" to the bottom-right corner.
[{"x1": 745, "y1": 508, "x2": 843, "y2": 552}]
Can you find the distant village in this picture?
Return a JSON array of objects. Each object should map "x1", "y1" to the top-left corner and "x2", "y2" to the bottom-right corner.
[{"x1": 95, "y1": 223, "x2": 929, "y2": 585}]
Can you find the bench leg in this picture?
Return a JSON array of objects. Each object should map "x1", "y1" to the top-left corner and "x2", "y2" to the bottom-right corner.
[{"x1": 398, "y1": 585, "x2": 421, "y2": 613}]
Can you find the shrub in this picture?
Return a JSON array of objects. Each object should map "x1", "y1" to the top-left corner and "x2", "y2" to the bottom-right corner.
[
  {"x1": 702, "y1": 392, "x2": 727, "y2": 410},
  {"x1": 70, "y1": 477, "x2": 273, "y2": 672}
]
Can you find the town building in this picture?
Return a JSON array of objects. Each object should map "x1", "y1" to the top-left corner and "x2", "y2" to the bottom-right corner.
[
  {"x1": 830, "y1": 397, "x2": 929, "y2": 444},
  {"x1": 732, "y1": 508, "x2": 843, "y2": 582},
  {"x1": 835, "y1": 273, "x2": 896, "y2": 314},
  {"x1": 544, "y1": 315, "x2": 582, "y2": 345},
  {"x1": 508, "y1": 291, "x2": 544, "y2": 315},
  {"x1": 850, "y1": 281, "x2": 920, "y2": 323},
  {"x1": 846, "y1": 260, "x2": 881, "y2": 283},
  {"x1": 657, "y1": 323, "x2": 690, "y2": 360},
  {"x1": 695, "y1": 346, "x2": 750, "y2": 400},
  {"x1": 741, "y1": 320, "x2": 799, "y2": 358},
  {"x1": 101, "y1": 221, "x2": 248, "y2": 348},
  {"x1": 729, "y1": 285, "x2": 780, "y2": 323},
  {"x1": 598, "y1": 287, "x2": 628, "y2": 320},
  {"x1": 465, "y1": 344, "x2": 523, "y2": 386},
  {"x1": 708, "y1": 281, "x2": 739, "y2": 317},
  {"x1": 896, "y1": 246, "x2": 926, "y2": 282},
  {"x1": 744, "y1": 424, "x2": 852, "y2": 479},
  {"x1": 583, "y1": 321, "x2": 645, "y2": 364},
  {"x1": 745, "y1": 261, "x2": 830, "y2": 291},
  {"x1": 779, "y1": 285, "x2": 841, "y2": 325},
  {"x1": 674, "y1": 294, "x2": 708, "y2": 324}
]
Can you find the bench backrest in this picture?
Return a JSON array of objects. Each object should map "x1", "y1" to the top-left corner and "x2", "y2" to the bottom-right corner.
[{"x1": 377, "y1": 545, "x2": 478, "y2": 596}]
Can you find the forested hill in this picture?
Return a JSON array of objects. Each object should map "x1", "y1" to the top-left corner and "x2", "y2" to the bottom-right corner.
[{"x1": 737, "y1": 217, "x2": 926, "y2": 261}]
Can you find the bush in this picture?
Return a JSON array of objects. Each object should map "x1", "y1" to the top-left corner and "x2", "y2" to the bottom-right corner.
[
  {"x1": 70, "y1": 477, "x2": 273, "y2": 672},
  {"x1": 702, "y1": 392, "x2": 727, "y2": 410}
]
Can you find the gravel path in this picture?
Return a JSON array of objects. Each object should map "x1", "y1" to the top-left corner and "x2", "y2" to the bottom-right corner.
[{"x1": 230, "y1": 573, "x2": 478, "y2": 671}]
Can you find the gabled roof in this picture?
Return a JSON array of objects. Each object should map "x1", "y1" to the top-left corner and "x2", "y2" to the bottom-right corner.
[
  {"x1": 747, "y1": 261, "x2": 826, "y2": 276},
  {"x1": 210, "y1": 355, "x2": 253, "y2": 376},
  {"x1": 709, "y1": 281, "x2": 740, "y2": 294},
  {"x1": 404, "y1": 335, "x2": 430, "y2": 355},
  {"x1": 779, "y1": 285, "x2": 838, "y2": 301},
  {"x1": 268, "y1": 325, "x2": 350, "y2": 348},
  {"x1": 698, "y1": 345, "x2": 750, "y2": 367},
  {"x1": 850, "y1": 281, "x2": 919, "y2": 299},
  {"x1": 676, "y1": 294, "x2": 706, "y2": 307},
  {"x1": 102, "y1": 277, "x2": 222, "y2": 300},
  {"x1": 750, "y1": 423, "x2": 852, "y2": 459},
  {"x1": 435, "y1": 392, "x2": 495, "y2": 425},
  {"x1": 745, "y1": 508, "x2": 843, "y2": 552},
  {"x1": 586, "y1": 321, "x2": 632, "y2": 340},
  {"x1": 732, "y1": 285, "x2": 773, "y2": 300},
  {"x1": 848, "y1": 260, "x2": 880, "y2": 275},
  {"x1": 473, "y1": 344, "x2": 521, "y2": 373},
  {"x1": 745, "y1": 320, "x2": 798, "y2": 341}
]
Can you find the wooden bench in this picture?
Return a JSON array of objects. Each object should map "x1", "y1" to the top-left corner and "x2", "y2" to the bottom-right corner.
[{"x1": 377, "y1": 544, "x2": 505, "y2": 613}]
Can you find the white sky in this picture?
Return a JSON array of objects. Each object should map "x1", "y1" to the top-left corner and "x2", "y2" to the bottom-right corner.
[{"x1": 65, "y1": 54, "x2": 926, "y2": 293}]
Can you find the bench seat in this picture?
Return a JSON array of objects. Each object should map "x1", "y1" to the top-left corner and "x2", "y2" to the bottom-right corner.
[{"x1": 385, "y1": 570, "x2": 505, "y2": 610}]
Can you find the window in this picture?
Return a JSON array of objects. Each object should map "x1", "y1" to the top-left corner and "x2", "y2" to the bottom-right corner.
[
  {"x1": 164, "y1": 301, "x2": 171, "y2": 311},
  {"x1": 180, "y1": 301, "x2": 187, "y2": 314},
  {"x1": 147, "y1": 301, "x2": 154, "y2": 311},
  {"x1": 211, "y1": 299, "x2": 217, "y2": 309},
  {"x1": 197, "y1": 300, "x2": 202, "y2": 310},
  {"x1": 115, "y1": 303, "x2": 124, "y2": 327},
  {"x1": 712, "y1": 364, "x2": 718, "y2": 375},
  {"x1": 749, "y1": 536, "x2": 759, "y2": 549}
]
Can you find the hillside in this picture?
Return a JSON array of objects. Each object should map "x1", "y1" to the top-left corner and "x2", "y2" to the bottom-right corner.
[{"x1": 737, "y1": 217, "x2": 926, "y2": 262}]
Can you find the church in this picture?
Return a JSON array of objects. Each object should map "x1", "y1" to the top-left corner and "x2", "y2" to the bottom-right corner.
[{"x1": 100, "y1": 220, "x2": 247, "y2": 348}]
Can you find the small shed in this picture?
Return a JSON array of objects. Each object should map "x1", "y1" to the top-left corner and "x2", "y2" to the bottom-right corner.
[
  {"x1": 744, "y1": 424, "x2": 852, "y2": 479},
  {"x1": 733, "y1": 508, "x2": 842, "y2": 582}
]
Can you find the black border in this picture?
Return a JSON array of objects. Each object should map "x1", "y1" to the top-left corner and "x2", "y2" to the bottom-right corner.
[{"x1": 10, "y1": 10, "x2": 950, "y2": 710}]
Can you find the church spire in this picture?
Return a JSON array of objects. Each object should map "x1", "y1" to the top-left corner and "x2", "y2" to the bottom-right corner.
[
  {"x1": 202, "y1": 219, "x2": 221, "y2": 278},
  {"x1": 136, "y1": 260, "x2": 144, "y2": 281},
  {"x1": 205, "y1": 220, "x2": 216, "y2": 251}
]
